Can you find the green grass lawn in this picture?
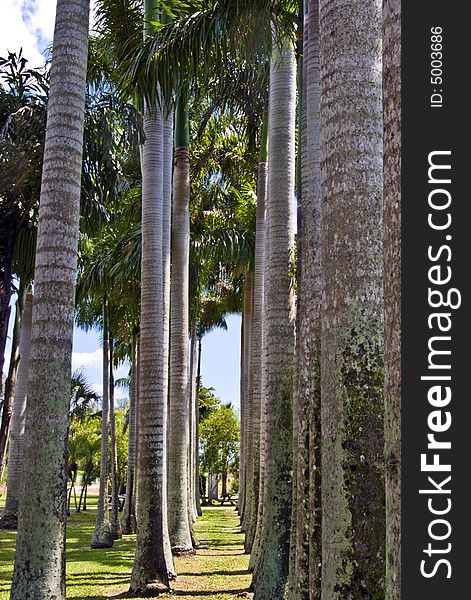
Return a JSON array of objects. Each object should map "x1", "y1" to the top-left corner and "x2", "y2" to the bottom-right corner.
[{"x1": 0, "y1": 497, "x2": 251, "y2": 599}]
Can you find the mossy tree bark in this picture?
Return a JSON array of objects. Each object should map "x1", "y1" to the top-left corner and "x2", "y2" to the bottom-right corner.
[
  {"x1": 252, "y1": 39, "x2": 297, "y2": 600},
  {"x1": 3, "y1": 291, "x2": 32, "y2": 521},
  {"x1": 167, "y1": 95, "x2": 194, "y2": 555},
  {"x1": 383, "y1": 0, "x2": 401, "y2": 597},
  {"x1": 289, "y1": 1, "x2": 322, "y2": 598},
  {"x1": 319, "y1": 0, "x2": 385, "y2": 597},
  {"x1": 9, "y1": 1, "x2": 90, "y2": 596},
  {"x1": 91, "y1": 300, "x2": 113, "y2": 549}
]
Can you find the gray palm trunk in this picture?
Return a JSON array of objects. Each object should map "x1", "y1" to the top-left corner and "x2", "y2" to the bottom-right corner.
[
  {"x1": 0, "y1": 285, "x2": 24, "y2": 480},
  {"x1": 188, "y1": 325, "x2": 198, "y2": 523},
  {"x1": 195, "y1": 335, "x2": 203, "y2": 517},
  {"x1": 109, "y1": 339, "x2": 122, "y2": 540},
  {"x1": 121, "y1": 331, "x2": 138, "y2": 534},
  {"x1": 130, "y1": 104, "x2": 175, "y2": 592},
  {"x1": 252, "y1": 40, "x2": 297, "y2": 599},
  {"x1": 289, "y1": 1, "x2": 322, "y2": 598},
  {"x1": 319, "y1": 0, "x2": 385, "y2": 597},
  {"x1": 383, "y1": 0, "x2": 401, "y2": 597},
  {"x1": 249, "y1": 161, "x2": 271, "y2": 576},
  {"x1": 162, "y1": 109, "x2": 173, "y2": 471},
  {"x1": 91, "y1": 302, "x2": 113, "y2": 549},
  {"x1": 9, "y1": 1, "x2": 90, "y2": 596},
  {"x1": 240, "y1": 272, "x2": 253, "y2": 533},
  {"x1": 244, "y1": 152, "x2": 267, "y2": 553},
  {"x1": 3, "y1": 292, "x2": 33, "y2": 520},
  {"x1": 167, "y1": 102, "x2": 193, "y2": 554},
  {"x1": 238, "y1": 315, "x2": 246, "y2": 521}
]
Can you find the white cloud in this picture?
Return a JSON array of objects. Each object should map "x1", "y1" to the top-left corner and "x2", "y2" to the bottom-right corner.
[
  {"x1": 0, "y1": 0, "x2": 96, "y2": 68},
  {"x1": 72, "y1": 348, "x2": 102, "y2": 371}
]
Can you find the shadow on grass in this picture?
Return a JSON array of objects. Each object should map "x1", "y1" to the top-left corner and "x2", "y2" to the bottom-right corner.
[{"x1": 177, "y1": 569, "x2": 249, "y2": 578}]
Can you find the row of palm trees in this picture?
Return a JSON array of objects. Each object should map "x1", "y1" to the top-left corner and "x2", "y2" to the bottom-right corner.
[{"x1": 1, "y1": 0, "x2": 401, "y2": 599}]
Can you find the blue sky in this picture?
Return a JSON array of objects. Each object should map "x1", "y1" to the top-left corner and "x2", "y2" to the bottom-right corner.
[{"x1": 1, "y1": 0, "x2": 242, "y2": 410}]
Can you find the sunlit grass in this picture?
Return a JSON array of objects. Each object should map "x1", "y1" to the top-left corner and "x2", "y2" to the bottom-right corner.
[{"x1": 0, "y1": 497, "x2": 250, "y2": 599}]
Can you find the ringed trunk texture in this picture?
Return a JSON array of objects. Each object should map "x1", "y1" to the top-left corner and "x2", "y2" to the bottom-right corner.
[
  {"x1": 289, "y1": 1, "x2": 322, "y2": 598},
  {"x1": 91, "y1": 302, "x2": 113, "y2": 549},
  {"x1": 188, "y1": 325, "x2": 198, "y2": 523},
  {"x1": 252, "y1": 40, "x2": 296, "y2": 600},
  {"x1": 121, "y1": 331, "x2": 138, "y2": 534},
  {"x1": 10, "y1": 0, "x2": 90, "y2": 596},
  {"x1": 383, "y1": 0, "x2": 401, "y2": 597},
  {"x1": 238, "y1": 315, "x2": 246, "y2": 520},
  {"x1": 249, "y1": 148, "x2": 271, "y2": 575},
  {"x1": 319, "y1": 0, "x2": 385, "y2": 597},
  {"x1": 3, "y1": 292, "x2": 32, "y2": 520},
  {"x1": 244, "y1": 156, "x2": 267, "y2": 553},
  {"x1": 130, "y1": 103, "x2": 175, "y2": 592},
  {"x1": 195, "y1": 336, "x2": 203, "y2": 517},
  {"x1": 241, "y1": 272, "x2": 253, "y2": 534},
  {"x1": 167, "y1": 133, "x2": 193, "y2": 554}
]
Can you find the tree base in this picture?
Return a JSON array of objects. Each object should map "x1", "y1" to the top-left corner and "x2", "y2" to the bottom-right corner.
[
  {"x1": 0, "y1": 513, "x2": 18, "y2": 530},
  {"x1": 171, "y1": 545, "x2": 195, "y2": 556},
  {"x1": 123, "y1": 582, "x2": 170, "y2": 597},
  {"x1": 91, "y1": 522, "x2": 113, "y2": 548}
]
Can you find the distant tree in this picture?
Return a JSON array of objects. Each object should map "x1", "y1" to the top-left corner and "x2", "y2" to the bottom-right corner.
[{"x1": 200, "y1": 400, "x2": 240, "y2": 499}]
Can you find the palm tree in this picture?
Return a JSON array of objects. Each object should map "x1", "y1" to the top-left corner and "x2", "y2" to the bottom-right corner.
[
  {"x1": 243, "y1": 118, "x2": 268, "y2": 553},
  {"x1": 121, "y1": 330, "x2": 139, "y2": 534},
  {"x1": 109, "y1": 337, "x2": 123, "y2": 539},
  {"x1": 167, "y1": 94, "x2": 194, "y2": 554},
  {"x1": 252, "y1": 39, "x2": 297, "y2": 598},
  {"x1": 287, "y1": 1, "x2": 322, "y2": 598},
  {"x1": 319, "y1": 0, "x2": 385, "y2": 597},
  {"x1": 129, "y1": 0, "x2": 175, "y2": 590},
  {"x1": 9, "y1": 0, "x2": 91, "y2": 596},
  {"x1": 240, "y1": 271, "x2": 253, "y2": 533},
  {"x1": 91, "y1": 300, "x2": 113, "y2": 548},
  {"x1": 383, "y1": 1, "x2": 401, "y2": 597},
  {"x1": 1, "y1": 292, "x2": 33, "y2": 524}
]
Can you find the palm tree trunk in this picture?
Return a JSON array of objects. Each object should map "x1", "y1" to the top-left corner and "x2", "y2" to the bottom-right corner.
[
  {"x1": 238, "y1": 315, "x2": 246, "y2": 520},
  {"x1": 10, "y1": 1, "x2": 90, "y2": 596},
  {"x1": 240, "y1": 272, "x2": 253, "y2": 534},
  {"x1": 2, "y1": 291, "x2": 32, "y2": 522},
  {"x1": 162, "y1": 106, "x2": 173, "y2": 488},
  {"x1": 253, "y1": 39, "x2": 297, "y2": 599},
  {"x1": 130, "y1": 5, "x2": 175, "y2": 578},
  {"x1": 383, "y1": 1, "x2": 401, "y2": 597},
  {"x1": 244, "y1": 119, "x2": 268, "y2": 554},
  {"x1": 290, "y1": 2, "x2": 322, "y2": 598},
  {"x1": 167, "y1": 94, "x2": 193, "y2": 554},
  {"x1": 195, "y1": 335, "x2": 203, "y2": 517},
  {"x1": 188, "y1": 323, "x2": 198, "y2": 523},
  {"x1": 122, "y1": 330, "x2": 138, "y2": 534},
  {"x1": 0, "y1": 281, "x2": 25, "y2": 479},
  {"x1": 0, "y1": 235, "x2": 14, "y2": 399},
  {"x1": 91, "y1": 300, "x2": 113, "y2": 549},
  {"x1": 319, "y1": 0, "x2": 384, "y2": 597},
  {"x1": 109, "y1": 337, "x2": 122, "y2": 540}
]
